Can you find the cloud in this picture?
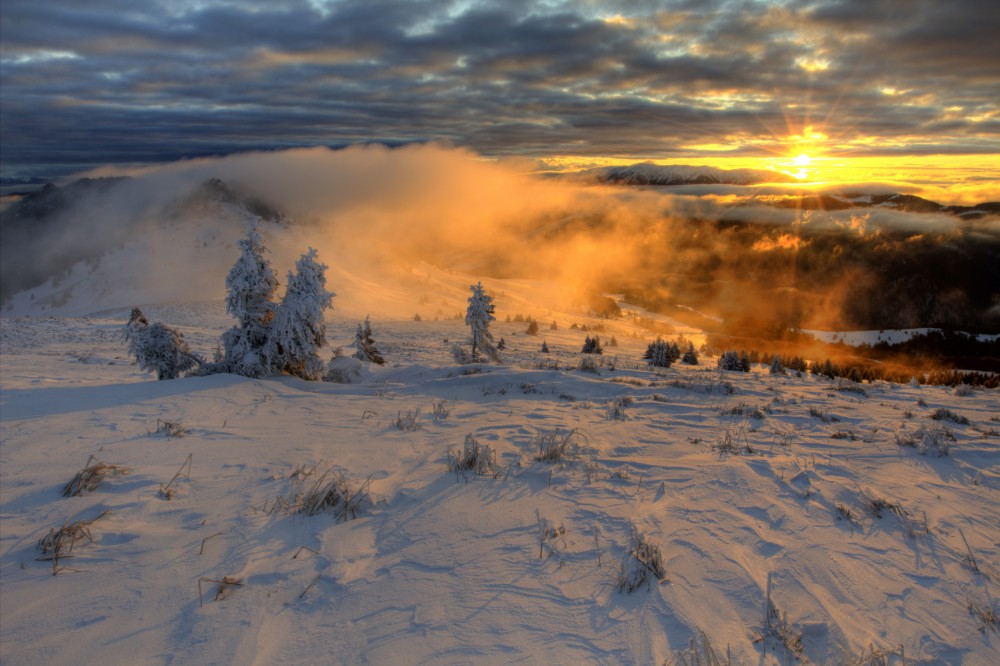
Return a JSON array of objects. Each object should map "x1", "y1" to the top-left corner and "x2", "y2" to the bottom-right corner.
[
  {"x1": 2, "y1": 0, "x2": 998, "y2": 179},
  {"x1": 7, "y1": 144, "x2": 996, "y2": 336}
]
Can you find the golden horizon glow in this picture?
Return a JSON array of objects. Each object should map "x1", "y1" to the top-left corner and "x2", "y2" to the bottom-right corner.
[{"x1": 535, "y1": 153, "x2": 1000, "y2": 205}]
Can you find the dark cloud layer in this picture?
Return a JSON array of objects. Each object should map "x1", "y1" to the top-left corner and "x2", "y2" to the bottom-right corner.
[{"x1": 2, "y1": 0, "x2": 998, "y2": 178}]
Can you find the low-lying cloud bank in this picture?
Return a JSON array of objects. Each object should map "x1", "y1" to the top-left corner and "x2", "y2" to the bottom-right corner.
[{"x1": 3, "y1": 145, "x2": 998, "y2": 332}]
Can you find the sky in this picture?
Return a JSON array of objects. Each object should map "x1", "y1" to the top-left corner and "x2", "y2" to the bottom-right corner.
[{"x1": 1, "y1": 0, "x2": 999, "y2": 195}]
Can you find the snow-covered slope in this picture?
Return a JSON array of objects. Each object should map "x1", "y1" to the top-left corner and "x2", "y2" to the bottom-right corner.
[{"x1": 2, "y1": 307, "x2": 998, "y2": 665}]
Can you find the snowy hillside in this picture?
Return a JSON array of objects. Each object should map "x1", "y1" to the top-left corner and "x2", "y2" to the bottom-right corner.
[{"x1": 2, "y1": 299, "x2": 999, "y2": 665}]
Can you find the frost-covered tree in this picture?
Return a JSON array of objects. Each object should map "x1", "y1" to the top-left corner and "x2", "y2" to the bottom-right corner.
[
  {"x1": 465, "y1": 282, "x2": 500, "y2": 362},
  {"x1": 270, "y1": 248, "x2": 334, "y2": 379},
  {"x1": 223, "y1": 221, "x2": 279, "y2": 377},
  {"x1": 682, "y1": 343, "x2": 699, "y2": 365},
  {"x1": 644, "y1": 339, "x2": 679, "y2": 368},
  {"x1": 125, "y1": 307, "x2": 201, "y2": 380},
  {"x1": 353, "y1": 315, "x2": 385, "y2": 365}
]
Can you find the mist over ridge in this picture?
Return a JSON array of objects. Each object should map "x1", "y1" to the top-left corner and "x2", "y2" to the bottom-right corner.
[{"x1": 2, "y1": 144, "x2": 998, "y2": 336}]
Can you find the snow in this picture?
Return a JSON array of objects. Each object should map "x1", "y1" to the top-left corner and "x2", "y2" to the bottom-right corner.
[{"x1": 3, "y1": 301, "x2": 999, "y2": 665}]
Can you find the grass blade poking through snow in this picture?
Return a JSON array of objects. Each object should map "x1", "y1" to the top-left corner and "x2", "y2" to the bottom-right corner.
[{"x1": 616, "y1": 521, "x2": 667, "y2": 593}]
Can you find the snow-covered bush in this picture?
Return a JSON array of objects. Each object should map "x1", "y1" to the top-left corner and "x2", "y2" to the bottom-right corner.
[
  {"x1": 126, "y1": 307, "x2": 201, "y2": 380},
  {"x1": 353, "y1": 315, "x2": 385, "y2": 365},
  {"x1": 270, "y1": 248, "x2": 334, "y2": 380},
  {"x1": 464, "y1": 282, "x2": 500, "y2": 363},
  {"x1": 769, "y1": 356, "x2": 785, "y2": 375},
  {"x1": 644, "y1": 339, "x2": 679, "y2": 367},
  {"x1": 717, "y1": 350, "x2": 750, "y2": 372}
]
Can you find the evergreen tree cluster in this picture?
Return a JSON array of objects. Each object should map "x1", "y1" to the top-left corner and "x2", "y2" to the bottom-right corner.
[
  {"x1": 222, "y1": 223, "x2": 334, "y2": 380},
  {"x1": 644, "y1": 339, "x2": 680, "y2": 368},
  {"x1": 581, "y1": 335, "x2": 603, "y2": 354},
  {"x1": 717, "y1": 350, "x2": 751, "y2": 372}
]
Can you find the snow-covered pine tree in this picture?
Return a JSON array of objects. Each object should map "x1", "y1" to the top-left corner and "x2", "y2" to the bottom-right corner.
[
  {"x1": 353, "y1": 315, "x2": 385, "y2": 365},
  {"x1": 223, "y1": 220, "x2": 279, "y2": 377},
  {"x1": 526, "y1": 320, "x2": 539, "y2": 335},
  {"x1": 682, "y1": 342, "x2": 699, "y2": 365},
  {"x1": 270, "y1": 248, "x2": 334, "y2": 380},
  {"x1": 125, "y1": 307, "x2": 201, "y2": 380},
  {"x1": 465, "y1": 282, "x2": 500, "y2": 363}
]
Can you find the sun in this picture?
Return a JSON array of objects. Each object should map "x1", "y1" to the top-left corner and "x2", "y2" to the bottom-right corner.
[{"x1": 792, "y1": 153, "x2": 812, "y2": 167}]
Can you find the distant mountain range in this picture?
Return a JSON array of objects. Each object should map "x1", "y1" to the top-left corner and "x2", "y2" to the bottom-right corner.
[
  {"x1": 584, "y1": 163, "x2": 798, "y2": 186},
  {"x1": 579, "y1": 163, "x2": 1000, "y2": 219}
]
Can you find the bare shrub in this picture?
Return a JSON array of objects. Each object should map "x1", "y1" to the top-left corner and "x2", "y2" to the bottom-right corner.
[
  {"x1": 63, "y1": 455, "x2": 130, "y2": 496},
  {"x1": 860, "y1": 488, "x2": 903, "y2": 519},
  {"x1": 894, "y1": 423, "x2": 952, "y2": 456},
  {"x1": 606, "y1": 396, "x2": 632, "y2": 421},
  {"x1": 616, "y1": 522, "x2": 667, "y2": 593},
  {"x1": 537, "y1": 511, "x2": 567, "y2": 561},
  {"x1": 719, "y1": 403, "x2": 766, "y2": 419},
  {"x1": 712, "y1": 424, "x2": 754, "y2": 457},
  {"x1": 431, "y1": 399, "x2": 450, "y2": 420},
  {"x1": 835, "y1": 379, "x2": 868, "y2": 396},
  {"x1": 954, "y1": 384, "x2": 975, "y2": 397},
  {"x1": 578, "y1": 355, "x2": 600, "y2": 373},
  {"x1": 152, "y1": 418, "x2": 187, "y2": 438},
  {"x1": 931, "y1": 408, "x2": 969, "y2": 425}
]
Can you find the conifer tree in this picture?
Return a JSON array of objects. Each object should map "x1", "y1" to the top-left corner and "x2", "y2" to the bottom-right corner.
[
  {"x1": 270, "y1": 248, "x2": 334, "y2": 379},
  {"x1": 353, "y1": 315, "x2": 385, "y2": 365},
  {"x1": 465, "y1": 282, "x2": 500, "y2": 362},
  {"x1": 682, "y1": 342, "x2": 699, "y2": 365},
  {"x1": 222, "y1": 220, "x2": 279, "y2": 377}
]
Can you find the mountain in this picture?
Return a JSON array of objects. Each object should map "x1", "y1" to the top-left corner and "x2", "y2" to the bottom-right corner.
[
  {"x1": 584, "y1": 162, "x2": 798, "y2": 186},
  {"x1": 0, "y1": 177, "x2": 285, "y2": 304}
]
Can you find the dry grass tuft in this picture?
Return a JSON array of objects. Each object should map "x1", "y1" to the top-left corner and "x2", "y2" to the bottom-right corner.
[
  {"x1": 36, "y1": 510, "x2": 109, "y2": 575},
  {"x1": 616, "y1": 521, "x2": 667, "y2": 593},
  {"x1": 270, "y1": 467, "x2": 372, "y2": 521},
  {"x1": 63, "y1": 455, "x2": 129, "y2": 497},
  {"x1": 448, "y1": 434, "x2": 506, "y2": 479},
  {"x1": 534, "y1": 428, "x2": 587, "y2": 463}
]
